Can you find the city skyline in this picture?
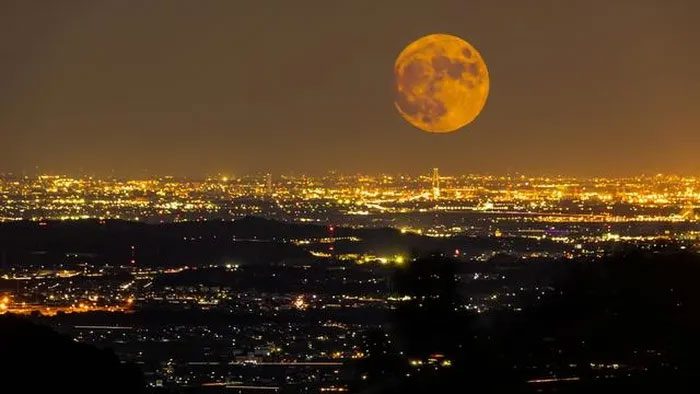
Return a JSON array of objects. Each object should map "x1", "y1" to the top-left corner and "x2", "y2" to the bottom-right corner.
[
  {"x1": 5, "y1": 167, "x2": 700, "y2": 180},
  {"x1": 4, "y1": 2, "x2": 700, "y2": 393},
  {"x1": 3, "y1": 171, "x2": 699, "y2": 225},
  {"x1": 3, "y1": 1, "x2": 700, "y2": 176}
]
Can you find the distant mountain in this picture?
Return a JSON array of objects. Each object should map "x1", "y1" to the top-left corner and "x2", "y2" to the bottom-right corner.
[{"x1": 0, "y1": 217, "x2": 565, "y2": 268}]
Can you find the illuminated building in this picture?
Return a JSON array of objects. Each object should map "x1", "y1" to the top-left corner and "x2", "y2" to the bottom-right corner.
[{"x1": 432, "y1": 167, "x2": 441, "y2": 200}]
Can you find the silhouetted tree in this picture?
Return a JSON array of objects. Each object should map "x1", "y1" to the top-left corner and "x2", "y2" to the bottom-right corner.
[{"x1": 356, "y1": 249, "x2": 700, "y2": 393}]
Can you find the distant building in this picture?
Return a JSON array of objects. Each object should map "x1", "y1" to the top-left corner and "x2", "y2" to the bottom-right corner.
[
  {"x1": 266, "y1": 173, "x2": 273, "y2": 196},
  {"x1": 432, "y1": 168, "x2": 440, "y2": 200}
]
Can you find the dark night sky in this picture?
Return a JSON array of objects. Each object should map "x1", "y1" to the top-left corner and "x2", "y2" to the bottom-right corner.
[{"x1": 2, "y1": 0, "x2": 700, "y2": 177}]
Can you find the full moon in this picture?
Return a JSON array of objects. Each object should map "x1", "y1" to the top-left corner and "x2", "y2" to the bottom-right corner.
[{"x1": 394, "y1": 34, "x2": 489, "y2": 133}]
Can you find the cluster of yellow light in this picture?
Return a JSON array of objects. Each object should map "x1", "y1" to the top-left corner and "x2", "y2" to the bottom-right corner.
[
  {"x1": 319, "y1": 387, "x2": 348, "y2": 392},
  {"x1": 409, "y1": 354, "x2": 452, "y2": 368},
  {"x1": 0, "y1": 292, "x2": 134, "y2": 317},
  {"x1": 387, "y1": 295, "x2": 413, "y2": 302},
  {"x1": 400, "y1": 227, "x2": 423, "y2": 235},
  {"x1": 2, "y1": 174, "x2": 700, "y2": 226},
  {"x1": 351, "y1": 351, "x2": 366, "y2": 359},
  {"x1": 292, "y1": 295, "x2": 308, "y2": 311},
  {"x1": 356, "y1": 254, "x2": 407, "y2": 266}
]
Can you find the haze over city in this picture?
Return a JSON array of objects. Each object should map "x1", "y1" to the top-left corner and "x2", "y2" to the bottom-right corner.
[{"x1": 3, "y1": 0, "x2": 700, "y2": 176}]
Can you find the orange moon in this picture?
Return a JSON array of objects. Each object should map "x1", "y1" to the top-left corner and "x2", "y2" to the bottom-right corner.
[{"x1": 394, "y1": 34, "x2": 489, "y2": 133}]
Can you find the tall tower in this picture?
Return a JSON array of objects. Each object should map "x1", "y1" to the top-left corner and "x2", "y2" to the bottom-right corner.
[
  {"x1": 265, "y1": 173, "x2": 273, "y2": 196},
  {"x1": 431, "y1": 168, "x2": 440, "y2": 200}
]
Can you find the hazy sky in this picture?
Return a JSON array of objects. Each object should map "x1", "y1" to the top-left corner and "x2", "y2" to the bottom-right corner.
[{"x1": 2, "y1": 0, "x2": 700, "y2": 177}]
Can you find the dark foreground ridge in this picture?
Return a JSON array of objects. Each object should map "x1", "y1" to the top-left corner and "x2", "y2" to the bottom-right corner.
[
  {"x1": 0, "y1": 216, "x2": 563, "y2": 268},
  {"x1": 2, "y1": 219, "x2": 700, "y2": 393},
  {"x1": 351, "y1": 250, "x2": 700, "y2": 394},
  {"x1": 0, "y1": 314, "x2": 144, "y2": 393}
]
